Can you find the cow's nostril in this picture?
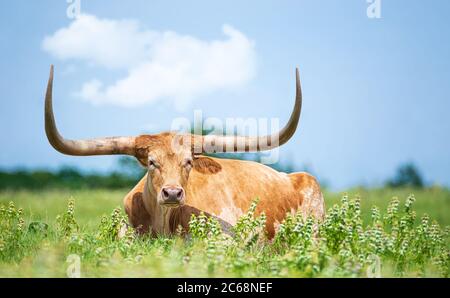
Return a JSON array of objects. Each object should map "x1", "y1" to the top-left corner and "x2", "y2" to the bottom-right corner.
[{"x1": 161, "y1": 187, "x2": 184, "y2": 203}]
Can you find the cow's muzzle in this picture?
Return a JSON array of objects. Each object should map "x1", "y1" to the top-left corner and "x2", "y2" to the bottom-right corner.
[{"x1": 160, "y1": 186, "x2": 185, "y2": 207}]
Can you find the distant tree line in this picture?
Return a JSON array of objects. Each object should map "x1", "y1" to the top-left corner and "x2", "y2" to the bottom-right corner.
[
  {"x1": 0, "y1": 167, "x2": 139, "y2": 190},
  {"x1": 0, "y1": 157, "x2": 145, "y2": 191},
  {"x1": 0, "y1": 154, "x2": 299, "y2": 191},
  {"x1": 0, "y1": 155, "x2": 425, "y2": 190},
  {"x1": 385, "y1": 163, "x2": 424, "y2": 188}
]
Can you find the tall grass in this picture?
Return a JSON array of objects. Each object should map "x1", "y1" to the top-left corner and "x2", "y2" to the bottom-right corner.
[{"x1": 0, "y1": 188, "x2": 448, "y2": 277}]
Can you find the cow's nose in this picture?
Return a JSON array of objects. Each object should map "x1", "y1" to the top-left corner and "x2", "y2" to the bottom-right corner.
[{"x1": 161, "y1": 187, "x2": 184, "y2": 204}]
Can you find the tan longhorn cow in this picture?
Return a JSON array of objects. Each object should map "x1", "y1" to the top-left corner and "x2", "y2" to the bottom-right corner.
[{"x1": 44, "y1": 65, "x2": 325, "y2": 238}]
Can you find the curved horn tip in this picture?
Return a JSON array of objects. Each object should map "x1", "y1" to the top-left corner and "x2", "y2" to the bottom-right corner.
[{"x1": 48, "y1": 65, "x2": 54, "y2": 85}]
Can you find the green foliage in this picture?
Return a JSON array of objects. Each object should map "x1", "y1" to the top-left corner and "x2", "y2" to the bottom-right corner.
[
  {"x1": 0, "y1": 190, "x2": 448, "y2": 277},
  {"x1": 64, "y1": 204, "x2": 138, "y2": 263},
  {"x1": 0, "y1": 157, "x2": 145, "y2": 191},
  {"x1": 387, "y1": 163, "x2": 424, "y2": 188},
  {"x1": 0, "y1": 168, "x2": 141, "y2": 190},
  {"x1": 233, "y1": 198, "x2": 267, "y2": 248},
  {"x1": 56, "y1": 198, "x2": 79, "y2": 237},
  {"x1": 0, "y1": 202, "x2": 26, "y2": 261},
  {"x1": 189, "y1": 212, "x2": 222, "y2": 240}
]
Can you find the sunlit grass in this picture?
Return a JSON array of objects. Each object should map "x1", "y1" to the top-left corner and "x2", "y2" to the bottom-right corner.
[{"x1": 0, "y1": 187, "x2": 448, "y2": 277}]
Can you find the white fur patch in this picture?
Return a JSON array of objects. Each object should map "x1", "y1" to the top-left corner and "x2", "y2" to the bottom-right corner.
[
  {"x1": 301, "y1": 187, "x2": 314, "y2": 199},
  {"x1": 118, "y1": 223, "x2": 128, "y2": 239},
  {"x1": 217, "y1": 206, "x2": 243, "y2": 225},
  {"x1": 273, "y1": 220, "x2": 282, "y2": 233},
  {"x1": 301, "y1": 186, "x2": 325, "y2": 219}
]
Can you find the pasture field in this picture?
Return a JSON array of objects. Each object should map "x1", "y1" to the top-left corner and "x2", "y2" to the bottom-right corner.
[{"x1": 0, "y1": 187, "x2": 448, "y2": 277}]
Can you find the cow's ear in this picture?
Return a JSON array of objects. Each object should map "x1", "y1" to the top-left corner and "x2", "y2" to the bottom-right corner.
[{"x1": 193, "y1": 156, "x2": 222, "y2": 174}]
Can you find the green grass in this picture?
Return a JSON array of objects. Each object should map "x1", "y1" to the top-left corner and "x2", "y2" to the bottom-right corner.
[
  {"x1": 0, "y1": 187, "x2": 448, "y2": 277},
  {"x1": 325, "y1": 187, "x2": 450, "y2": 226},
  {"x1": 0, "y1": 189, "x2": 124, "y2": 228}
]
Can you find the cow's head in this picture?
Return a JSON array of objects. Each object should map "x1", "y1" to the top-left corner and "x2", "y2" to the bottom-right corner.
[
  {"x1": 44, "y1": 65, "x2": 302, "y2": 208},
  {"x1": 130, "y1": 134, "x2": 225, "y2": 207}
]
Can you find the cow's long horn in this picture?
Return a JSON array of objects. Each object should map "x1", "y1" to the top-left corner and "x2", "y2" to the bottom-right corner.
[
  {"x1": 199, "y1": 68, "x2": 302, "y2": 153},
  {"x1": 45, "y1": 65, "x2": 136, "y2": 156}
]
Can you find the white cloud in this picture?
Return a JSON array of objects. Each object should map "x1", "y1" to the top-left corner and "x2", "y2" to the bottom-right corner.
[{"x1": 42, "y1": 14, "x2": 256, "y2": 110}]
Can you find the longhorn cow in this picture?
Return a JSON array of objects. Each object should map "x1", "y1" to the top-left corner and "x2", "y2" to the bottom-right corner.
[{"x1": 44, "y1": 65, "x2": 325, "y2": 238}]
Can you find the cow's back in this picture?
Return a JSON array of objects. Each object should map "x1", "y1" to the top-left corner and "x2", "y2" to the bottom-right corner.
[{"x1": 186, "y1": 157, "x2": 324, "y2": 237}]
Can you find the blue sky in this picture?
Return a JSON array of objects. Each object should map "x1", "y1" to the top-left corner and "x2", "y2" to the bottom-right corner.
[{"x1": 1, "y1": 0, "x2": 449, "y2": 190}]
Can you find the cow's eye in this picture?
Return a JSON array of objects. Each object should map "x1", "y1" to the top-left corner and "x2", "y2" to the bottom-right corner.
[
  {"x1": 148, "y1": 159, "x2": 159, "y2": 170},
  {"x1": 184, "y1": 158, "x2": 193, "y2": 169}
]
